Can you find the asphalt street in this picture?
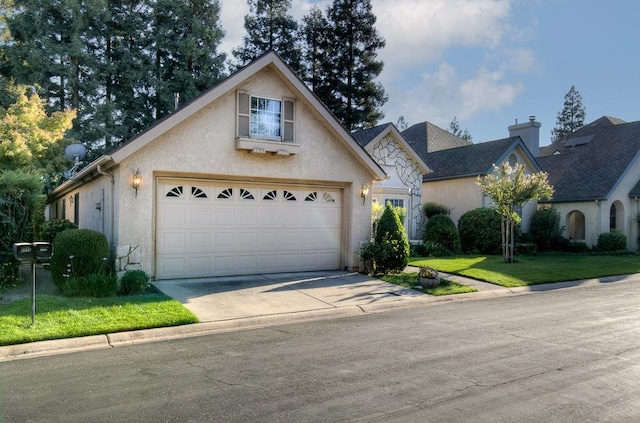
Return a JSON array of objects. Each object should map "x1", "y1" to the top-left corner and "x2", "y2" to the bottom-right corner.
[{"x1": 2, "y1": 279, "x2": 640, "y2": 422}]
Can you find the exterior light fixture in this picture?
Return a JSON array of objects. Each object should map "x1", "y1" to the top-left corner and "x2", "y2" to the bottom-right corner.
[
  {"x1": 361, "y1": 184, "x2": 370, "y2": 205},
  {"x1": 132, "y1": 169, "x2": 142, "y2": 197}
]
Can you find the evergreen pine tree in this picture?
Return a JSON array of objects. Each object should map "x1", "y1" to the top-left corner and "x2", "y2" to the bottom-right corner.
[
  {"x1": 551, "y1": 85, "x2": 586, "y2": 142},
  {"x1": 300, "y1": 6, "x2": 332, "y2": 92},
  {"x1": 323, "y1": 0, "x2": 387, "y2": 131},
  {"x1": 373, "y1": 203, "x2": 410, "y2": 274},
  {"x1": 232, "y1": 0, "x2": 302, "y2": 74}
]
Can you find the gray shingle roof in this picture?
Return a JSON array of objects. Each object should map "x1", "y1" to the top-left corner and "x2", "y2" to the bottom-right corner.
[
  {"x1": 352, "y1": 123, "x2": 394, "y2": 148},
  {"x1": 401, "y1": 121, "x2": 471, "y2": 160},
  {"x1": 537, "y1": 118, "x2": 640, "y2": 202},
  {"x1": 539, "y1": 116, "x2": 626, "y2": 156},
  {"x1": 422, "y1": 137, "x2": 525, "y2": 181}
]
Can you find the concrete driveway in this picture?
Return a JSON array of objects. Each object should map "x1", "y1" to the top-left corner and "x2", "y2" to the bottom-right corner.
[{"x1": 153, "y1": 271, "x2": 425, "y2": 322}]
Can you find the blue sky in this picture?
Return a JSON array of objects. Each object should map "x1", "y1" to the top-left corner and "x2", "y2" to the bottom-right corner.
[{"x1": 220, "y1": 0, "x2": 639, "y2": 146}]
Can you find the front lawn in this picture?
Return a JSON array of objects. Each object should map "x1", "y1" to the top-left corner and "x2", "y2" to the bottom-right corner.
[
  {"x1": 409, "y1": 254, "x2": 640, "y2": 288},
  {"x1": 0, "y1": 294, "x2": 199, "y2": 346},
  {"x1": 380, "y1": 273, "x2": 477, "y2": 296}
]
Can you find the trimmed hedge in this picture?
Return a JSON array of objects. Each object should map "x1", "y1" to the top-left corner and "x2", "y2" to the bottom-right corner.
[
  {"x1": 424, "y1": 214, "x2": 460, "y2": 254},
  {"x1": 50, "y1": 229, "x2": 110, "y2": 291},
  {"x1": 458, "y1": 208, "x2": 501, "y2": 254},
  {"x1": 118, "y1": 270, "x2": 150, "y2": 296},
  {"x1": 597, "y1": 231, "x2": 627, "y2": 252}
]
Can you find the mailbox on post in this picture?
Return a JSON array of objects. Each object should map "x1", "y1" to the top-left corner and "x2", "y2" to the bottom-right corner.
[
  {"x1": 32, "y1": 242, "x2": 53, "y2": 262},
  {"x1": 13, "y1": 242, "x2": 35, "y2": 262},
  {"x1": 12, "y1": 241, "x2": 52, "y2": 326}
]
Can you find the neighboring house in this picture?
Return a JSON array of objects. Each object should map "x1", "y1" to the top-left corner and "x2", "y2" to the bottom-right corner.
[
  {"x1": 352, "y1": 123, "x2": 431, "y2": 240},
  {"x1": 403, "y1": 118, "x2": 543, "y2": 231},
  {"x1": 537, "y1": 116, "x2": 640, "y2": 250},
  {"x1": 46, "y1": 51, "x2": 386, "y2": 280}
]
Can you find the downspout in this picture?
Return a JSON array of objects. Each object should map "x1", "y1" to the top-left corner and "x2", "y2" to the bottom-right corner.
[
  {"x1": 97, "y1": 165, "x2": 115, "y2": 251},
  {"x1": 595, "y1": 199, "x2": 601, "y2": 247},
  {"x1": 635, "y1": 197, "x2": 640, "y2": 250}
]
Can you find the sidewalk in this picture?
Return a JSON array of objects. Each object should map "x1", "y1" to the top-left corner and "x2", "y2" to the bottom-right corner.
[{"x1": 2, "y1": 269, "x2": 639, "y2": 361}]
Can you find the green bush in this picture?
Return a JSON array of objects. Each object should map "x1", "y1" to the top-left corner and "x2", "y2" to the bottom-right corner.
[
  {"x1": 424, "y1": 214, "x2": 460, "y2": 254},
  {"x1": 596, "y1": 231, "x2": 627, "y2": 252},
  {"x1": 529, "y1": 207, "x2": 565, "y2": 251},
  {"x1": 411, "y1": 241, "x2": 452, "y2": 258},
  {"x1": 119, "y1": 270, "x2": 150, "y2": 296},
  {"x1": 422, "y1": 202, "x2": 450, "y2": 220},
  {"x1": 63, "y1": 273, "x2": 117, "y2": 297},
  {"x1": 41, "y1": 219, "x2": 78, "y2": 243},
  {"x1": 458, "y1": 208, "x2": 501, "y2": 254},
  {"x1": 362, "y1": 204, "x2": 410, "y2": 275},
  {"x1": 0, "y1": 251, "x2": 19, "y2": 292},
  {"x1": 50, "y1": 229, "x2": 110, "y2": 290}
]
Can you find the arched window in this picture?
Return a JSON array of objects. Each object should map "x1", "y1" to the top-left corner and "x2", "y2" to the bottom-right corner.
[
  {"x1": 610, "y1": 203, "x2": 617, "y2": 230},
  {"x1": 567, "y1": 210, "x2": 585, "y2": 240}
]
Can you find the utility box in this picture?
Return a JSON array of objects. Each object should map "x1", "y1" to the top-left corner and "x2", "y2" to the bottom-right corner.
[
  {"x1": 33, "y1": 242, "x2": 53, "y2": 261},
  {"x1": 13, "y1": 242, "x2": 34, "y2": 262}
]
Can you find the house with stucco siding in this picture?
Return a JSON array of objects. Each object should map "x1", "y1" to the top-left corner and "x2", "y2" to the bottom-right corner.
[
  {"x1": 46, "y1": 51, "x2": 386, "y2": 280},
  {"x1": 352, "y1": 123, "x2": 430, "y2": 240},
  {"x1": 537, "y1": 116, "x2": 640, "y2": 250}
]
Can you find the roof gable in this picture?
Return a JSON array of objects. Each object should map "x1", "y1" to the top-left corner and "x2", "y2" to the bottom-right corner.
[
  {"x1": 352, "y1": 123, "x2": 430, "y2": 174},
  {"x1": 57, "y1": 51, "x2": 385, "y2": 191},
  {"x1": 402, "y1": 121, "x2": 471, "y2": 161},
  {"x1": 423, "y1": 137, "x2": 540, "y2": 181}
]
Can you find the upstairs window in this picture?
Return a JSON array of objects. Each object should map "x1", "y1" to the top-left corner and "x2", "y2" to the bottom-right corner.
[{"x1": 237, "y1": 91, "x2": 295, "y2": 143}]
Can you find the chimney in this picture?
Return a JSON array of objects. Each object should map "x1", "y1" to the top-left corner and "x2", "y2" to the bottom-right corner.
[{"x1": 508, "y1": 115, "x2": 541, "y2": 157}]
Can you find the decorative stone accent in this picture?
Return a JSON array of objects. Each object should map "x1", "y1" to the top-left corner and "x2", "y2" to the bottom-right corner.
[
  {"x1": 371, "y1": 135, "x2": 425, "y2": 238},
  {"x1": 115, "y1": 244, "x2": 142, "y2": 279}
]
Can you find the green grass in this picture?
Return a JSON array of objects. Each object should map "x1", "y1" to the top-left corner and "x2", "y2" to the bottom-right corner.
[
  {"x1": 380, "y1": 273, "x2": 477, "y2": 296},
  {"x1": 0, "y1": 294, "x2": 199, "y2": 346},
  {"x1": 409, "y1": 254, "x2": 640, "y2": 288}
]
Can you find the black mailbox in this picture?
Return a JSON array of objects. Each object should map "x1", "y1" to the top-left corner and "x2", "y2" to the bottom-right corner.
[
  {"x1": 13, "y1": 242, "x2": 34, "y2": 261},
  {"x1": 33, "y1": 242, "x2": 53, "y2": 261}
]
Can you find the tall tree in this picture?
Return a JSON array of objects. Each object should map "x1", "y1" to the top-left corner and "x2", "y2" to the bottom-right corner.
[
  {"x1": 477, "y1": 163, "x2": 553, "y2": 263},
  {"x1": 152, "y1": 0, "x2": 226, "y2": 117},
  {"x1": 232, "y1": 0, "x2": 302, "y2": 74},
  {"x1": 448, "y1": 116, "x2": 472, "y2": 143},
  {"x1": 322, "y1": 0, "x2": 387, "y2": 131},
  {"x1": 1, "y1": 0, "x2": 227, "y2": 159},
  {"x1": 300, "y1": 6, "x2": 331, "y2": 93},
  {"x1": 551, "y1": 85, "x2": 586, "y2": 143}
]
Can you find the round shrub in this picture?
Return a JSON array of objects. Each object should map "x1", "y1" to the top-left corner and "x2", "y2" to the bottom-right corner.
[
  {"x1": 596, "y1": 231, "x2": 627, "y2": 252},
  {"x1": 529, "y1": 208, "x2": 564, "y2": 252},
  {"x1": 42, "y1": 219, "x2": 78, "y2": 243},
  {"x1": 458, "y1": 208, "x2": 501, "y2": 254},
  {"x1": 50, "y1": 229, "x2": 110, "y2": 290},
  {"x1": 424, "y1": 214, "x2": 460, "y2": 254},
  {"x1": 118, "y1": 270, "x2": 150, "y2": 296},
  {"x1": 422, "y1": 202, "x2": 450, "y2": 220}
]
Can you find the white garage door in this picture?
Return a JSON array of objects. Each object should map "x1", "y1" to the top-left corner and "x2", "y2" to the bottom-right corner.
[{"x1": 156, "y1": 179, "x2": 343, "y2": 279}]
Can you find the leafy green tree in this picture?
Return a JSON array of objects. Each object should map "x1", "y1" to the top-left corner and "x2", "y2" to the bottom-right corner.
[
  {"x1": 0, "y1": 88, "x2": 75, "y2": 174},
  {"x1": 322, "y1": 0, "x2": 387, "y2": 130},
  {"x1": 478, "y1": 163, "x2": 554, "y2": 263},
  {"x1": 232, "y1": 0, "x2": 302, "y2": 74},
  {"x1": 551, "y1": 85, "x2": 586, "y2": 142}
]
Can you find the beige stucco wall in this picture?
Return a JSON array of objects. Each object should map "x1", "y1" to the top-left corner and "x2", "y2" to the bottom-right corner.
[
  {"x1": 422, "y1": 147, "x2": 542, "y2": 233},
  {"x1": 113, "y1": 67, "x2": 374, "y2": 277}
]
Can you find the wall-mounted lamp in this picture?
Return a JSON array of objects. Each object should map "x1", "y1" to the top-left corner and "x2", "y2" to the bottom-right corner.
[
  {"x1": 69, "y1": 195, "x2": 74, "y2": 204},
  {"x1": 361, "y1": 184, "x2": 370, "y2": 205},
  {"x1": 132, "y1": 169, "x2": 142, "y2": 197}
]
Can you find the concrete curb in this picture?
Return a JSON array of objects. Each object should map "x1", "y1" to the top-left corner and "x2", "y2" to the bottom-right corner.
[{"x1": 2, "y1": 273, "x2": 639, "y2": 362}]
